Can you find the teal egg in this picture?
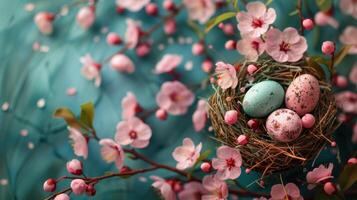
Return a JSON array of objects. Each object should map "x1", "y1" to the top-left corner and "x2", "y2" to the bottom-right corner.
[{"x1": 242, "y1": 80, "x2": 284, "y2": 118}]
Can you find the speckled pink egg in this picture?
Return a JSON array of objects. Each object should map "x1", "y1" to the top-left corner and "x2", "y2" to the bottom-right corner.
[
  {"x1": 285, "y1": 74, "x2": 320, "y2": 116},
  {"x1": 266, "y1": 109, "x2": 302, "y2": 142}
]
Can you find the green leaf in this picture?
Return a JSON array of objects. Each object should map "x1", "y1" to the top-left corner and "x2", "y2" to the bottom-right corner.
[
  {"x1": 289, "y1": 9, "x2": 299, "y2": 16},
  {"x1": 197, "y1": 149, "x2": 211, "y2": 162},
  {"x1": 233, "y1": 0, "x2": 239, "y2": 11},
  {"x1": 80, "y1": 102, "x2": 94, "y2": 128},
  {"x1": 333, "y1": 45, "x2": 352, "y2": 66},
  {"x1": 266, "y1": 0, "x2": 273, "y2": 6},
  {"x1": 53, "y1": 107, "x2": 81, "y2": 129},
  {"x1": 187, "y1": 20, "x2": 204, "y2": 39},
  {"x1": 205, "y1": 12, "x2": 237, "y2": 33},
  {"x1": 338, "y1": 164, "x2": 357, "y2": 191},
  {"x1": 315, "y1": 0, "x2": 332, "y2": 11}
]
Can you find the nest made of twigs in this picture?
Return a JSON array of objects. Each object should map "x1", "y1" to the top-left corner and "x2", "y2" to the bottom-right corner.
[{"x1": 208, "y1": 58, "x2": 340, "y2": 176}]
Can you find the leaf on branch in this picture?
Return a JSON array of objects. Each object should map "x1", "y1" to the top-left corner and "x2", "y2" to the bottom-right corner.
[
  {"x1": 315, "y1": 0, "x2": 332, "y2": 11},
  {"x1": 289, "y1": 9, "x2": 299, "y2": 16},
  {"x1": 205, "y1": 12, "x2": 237, "y2": 33},
  {"x1": 80, "y1": 102, "x2": 95, "y2": 128},
  {"x1": 53, "y1": 107, "x2": 81, "y2": 129},
  {"x1": 187, "y1": 20, "x2": 205, "y2": 40},
  {"x1": 266, "y1": 0, "x2": 274, "y2": 6},
  {"x1": 307, "y1": 57, "x2": 327, "y2": 80},
  {"x1": 333, "y1": 45, "x2": 352, "y2": 66},
  {"x1": 338, "y1": 164, "x2": 357, "y2": 191}
]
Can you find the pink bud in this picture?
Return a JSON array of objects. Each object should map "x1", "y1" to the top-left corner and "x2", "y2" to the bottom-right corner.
[
  {"x1": 110, "y1": 54, "x2": 135, "y2": 73},
  {"x1": 200, "y1": 162, "x2": 211, "y2": 173},
  {"x1": 302, "y1": 19, "x2": 314, "y2": 30},
  {"x1": 43, "y1": 178, "x2": 56, "y2": 192},
  {"x1": 66, "y1": 87, "x2": 77, "y2": 96},
  {"x1": 76, "y1": 6, "x2": 95, "y2": 29},
  {"x1": 201, "y1": 59, "x2": 213, "y2": 73},
  {"x1": 70, "y1": 179, "x2": 87, "y2": 195},
  {"x1": 66, "y1": 159, "x2": 83, "y2": 175},
  {"x1": 106, "y1": 32, "x2": 122, "y2": 46},
  {"x1": 332, "y1": 75, "x2": 348, "y2": 88},
  {"x1": 86, "y1": 184, "x2": 96, "y2": 196},
  {"x1": 222, "y1": 23, "x2": 235, "y2": 35},
  {"x1": 224, "y1": 110, "x2": 239, "y2": 125},
  {"x1": 237, "y1": 135, "x2": 249, "y2": 145},
  {"x1": 301, "y1": 114, "x2": 316, "y2": 129},
  {"x1": 116, "y1": 6, "x2": 125, "y2": 14},
  {"x1": 245, "y1": 168, "x2": 251, "y2": 174},
  {"x1": 192, "y1": 43, "x2": 205, "y2": 55},
  {"x1": 210, "y1": 77, "x2": 216, "y2": 84},
  {"x1": 247, "y1": 119, "x2": 259, "y2": 130},
  {"x1": 34, "y1": 12, "x2": 55, "y2": 35},
  {"x1": 164, "y1": 19, "x2": 176, "y2": 35},
  {"x1": 331, "y1": 141, "x2": 337, "y2": 147},
  {"x1": 314, "y1": 12, "x2": 339, "y2": 28},
  {"x1": 322, "y1": 41, "x2": 335, "y2": 55},
  {"x1": 172, "y1": 181, "x2": 182, "y2": 192},
  {"x1": 225, "y1": 40, "x2": 236, "y2": 50},
  {"x1": 348, "y1": 157, "x2": 357, "y2": 165},
  {"x1": 247, "y1": 64, "x2": 258, "y2": 75},
  {"x1": 54, "y1": 193, "x2": 70, "y2": 200},
  {"x1": 324, "y1": 182, "x2": 337, "y2": 195},
  {"x1": 136, "y1": 43, "x2": 151, "y2": 57},
  {"x1": 218, "y1": 23, "x2": 225, "y2": 29},
  {"x1": 146, "y1": 3, "x2": 158, "y2": 16},
  {"x1": 156, "y1": 109, "x2": 168, "y2": 121},
  {"x1": 163, "y1": 0, "x2": 176, "y2": 11}
]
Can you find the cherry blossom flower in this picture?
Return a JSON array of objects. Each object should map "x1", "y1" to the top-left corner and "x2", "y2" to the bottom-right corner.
[
  {"x1": 183, "y1": 0, "x2": 216, "y2": 24},
  {"x1": 178, "y1": 182, "x2": 207, "y2": 200},
  {"x1": 340, "y1": 0, "x2": 357, "y2": 19},
  {"x1": 349, "y1": 63, "x2": 357, "y2": 85},
  {"x1": 314, "y1": 11, "x2": 339, "y2": 29},
  {"x1": 110, "y1": 54, "x2": 135, "y2": 73},
  {"x1": 125, "y1": 19, "x2": 140, "y2": 49},
  {"x1": 116, "y1": 0, "x2": 150, "y2": 12},
  {"x1": 202, "y1": 175, "x2": 228, "y2": 200},
  {"x1": 270, "y1": 183, "x2": 303, "y2": 200},
  {"x1": 172, "y1": 138, "x2": 202, "y2": 170},
  {"x1": 151, "y1": 176, "x2": 176, "y2": 200},
  {"x1": 121, "y1": 92, "x2": 140, "y2": 120},
  {"x1": 335, "y1": 91, "x2": 357, "y2": 114},
  {"x1": 212, "y1": 146, "x2": 242, "y2": 180},
  {"x1": 236, "y1": 1, "x2": 276, "y2": 38},
  {"x1": 156, "y1": 81, "x2": 195, "y2": 115},
  {"x1": 339, "y1": 26, "x2": 357, "y2": 54},
  {"x1": 115, "y1": 117, "x2": 152, "y2": 148},
  {"x1": 306, "y1": 163, "x2": 333, "y2": 189},
  {"x1": 215, "y1": 62, "x2": 238, "y2": 90},
  {"x1": 99, "y1": 139, "x2": 125, "y2": 171},
  {"x1": 68, "y1": 127, "x2": 88, "y2": 159},
  {"x1": 236, "y1": 37, "x2": 266, "y2": 61},
  {"x1": 80, "y1": 54, "x2": 101, "y2": 87},
  {"x1": 76, "y1": 6, "x2": 95, "y2": 29},
  {"x1": 192, "y1": 100, "x2": 208, "y2": 132},
  {"x1": 266, "y1": 27, "x2": 307, "y2": 63},
  {"x1": 34, "y1": 12, "x2": 54, "y2": 35},
  {"x1": 154, "y1": 54, "x2": 183, "y2": 74}
]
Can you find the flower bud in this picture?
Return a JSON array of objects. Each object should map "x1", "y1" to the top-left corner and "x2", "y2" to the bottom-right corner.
[
  {"x1": 43, "y1": 178, "x2": 56, "y2": 192},
  {"x1": 302, "y1": 19, "x2": 314, "y2": 30},
  {"x1": 116, "y1": 6, "x2": 125, "y2": 14},
  {"x1": 163, "y1": 0, "x2": 176, "y2": 11},
  {"x1": 224, "y1": 40, "x2": 236, "y2": 50},
  {"x1": 156, "y1": 109, "x2": 168, "y2": 121},
  {"x1": 222, "y1": 23, "x2": 235, "y2": 35},
  {"x1": 321, "y1": 41, "x2": 335, "y2": 55},
  {"x1": 237, "y1": 135, "x2": 249, "y2": 145},
  {"x1": 54, "y1": 193, "x2": 70, "y2": 200},
  {"x1": 200, "y1": 162, "x2": 211, "y2": 173},
  {"x1": 332, "y1": 75, "x2": 348, "y2": 88},
  {"x1": 86, "y1": 184, "x2": 96, "y2": 196},
  {"x1": 66, "y1": 159, "x2": 83, "y2": 175},
  {"x1": 70, "y1": 179, "x2": 87, "y2": 195},
  {"x1": 106, "y1": 32, "x2": 122, "y2": 46},
  {"x1": 324, "y1": 182, "x2": 337, "y2": 195},
  {"x1": 136, "y1": 43, "x2": 151, "y2": 57},
  {"x1": 247, "y1": 119, "x2": 259, "y2": 130},
  {"x1": 247, "y1": 64, "x2": 258, "y2": 75},
  {"x1": 164, "y1": 19, "x2": 176, "y2": 35},
  {"x1": 34, "y1": 12, "x2": 55, "y2": 35},
  {"x1": 146, "y1": 3, "x2": 158, "y2": 16},
  {"x1": 224, "y1": 110, "x2": 239, "y2": 125},
  {"x1": 201, "y1": 59, "x2": 213, "y2": 73},
  {"x1": 192, "y1": 43, "x2": 205, "y2": 55},
  {"x1": 348, "y1": 157, "x2": 357, "y2": 165}
]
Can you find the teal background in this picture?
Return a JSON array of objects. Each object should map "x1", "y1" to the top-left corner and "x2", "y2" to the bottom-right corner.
[{"x1": 0, "y1": 0, "x2": 356, "y2": 199}]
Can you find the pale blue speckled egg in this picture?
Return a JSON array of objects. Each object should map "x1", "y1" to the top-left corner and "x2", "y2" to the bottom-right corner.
[{"x1": 242, "y1": 80, "x2": 285, "y2": 117}]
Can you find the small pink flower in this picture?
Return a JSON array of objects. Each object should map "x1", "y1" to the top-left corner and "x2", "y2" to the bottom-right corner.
[
  {"x1": 66, "y1": 159, "x2": 83, "y2": 175},
  {"x1": 99, "y1": 139, "x2": 125, "y2": 171},
  {"x1": 340, "y1": 26, "x2": 357, "y2": 54},
  {"x1": 192, "y1": 100, "x2": 208, "y2": 132},
  {"x1": 172, "y1": 138, "x2": 202, "y2": 170},
  {"x1": 151, "y1": 176, "x2": 176, "y2": 200},
  {"x1": 270, "y1": 183, "x2": 303, "y2": 200},
  {"x1": 43, "y1": 179, "x2": 56, "y2": 192},
  {"x1": 110, "y1": 54, "x2": 135, "y2": 73},
  {"x1": 76, "y1": 6, "x2": 95, "y2": 29},
  {"x1": 215, "y1": 62, "x2": 238, "y2": 90},
  {"x1": 178, "y1": 182, "x2": 207, "y2": 200},
  {"x1": 54, "y1": 193, "x2": 70, "y2": 200},
  {"x1": 237, "y1": 37, "x2": 265, "y2": 61},
  {"x1": 155, "y1": 54, "x2": 182, "y2": 74},
  {"x1": 266, "y1": 27, "x2": 307, "y2": 63},
  {"x1": 349, "y1": 63, "x2": 357, "y2": 84},
  {"x1": 156, "y1": 81, "x2": 195, "y2": 115},
  {"x1": 125, "y1": 19, "x2": 140, "y2": 49},
  {"x1": 236, "y1": 1, "x2": 276, "y2": 38},
  {"x1": 340, "y1": 0, "x2": 357, "y2": 19},
  {"x1": 212, "y1": 146, "x2": 242, "y2": 180},
  {"x1": 34, "y1": 12, "x2": 54, "y2": 35},
  {"x1": 80, "y1": 54, "x2": 101, "y2": 87},
  {"x1": 68, "y1": 127, "x2": 88, "y2": 159},
  {"x1": 121, "y1": 92, "x2": 140, "y2": 120},
  {"x1": 306, "y1": 163, "x2": 333, "y2": 189},
  {"x1": 116, "y1": 0, "x2": 150, "y2": 12},
  {"x1": 335, "y1": 91, "x2": 357, "y2": 114},
  {"x1": 314, "y1": 12, "x2": 339, "y2": 29},
  {"x1": 183, "y1": 0, "x2": 216, "y2": 24},
  {"x1": 70, "y1": 179, "x2": 87, "y2": 195},
  {"x1": 115, "y1": 117, "x2": 152, "y2": 148},
  {"x1": 321, "y1": 41, "x2": 335, "y2": 55},
  {"x1": 202, "y1": 175, "x2": 228, "y2": 200}
]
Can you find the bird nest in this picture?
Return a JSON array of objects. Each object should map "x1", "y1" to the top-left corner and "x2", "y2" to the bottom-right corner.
[{"x1": 208, "y1": 58, "x2": 340, "y2": 176}]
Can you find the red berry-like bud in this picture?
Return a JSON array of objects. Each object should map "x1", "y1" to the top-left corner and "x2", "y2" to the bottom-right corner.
[
  {"x1": 156, "y1": 109, "x2": 168, "y2": 121},
  {"x1": 43, "y1": 178, "x2": 56, "y2": 192},
  {"x1": 146, "y1": 3, "x2": 158, "y2": 16},
  {"x1": 66, "y1": 159, "x2": 83, "y2": 175},
  {"x1": 201, "y1": 59, "x2": 213, "y2": 73},
  {"x1": 348, "y1": 157, "x2": 357, "y2": 165},
  {"x1": 302, "y1": 19, "x2": 314, "y2": 30},
  {"x1": 163, "y1": 0, "x2": 176, "y2": 11},
  {"x1": 324, "y1": 182, "x2": 337, "y2": 195},
  {"x1": 224, "y1": 40, "x2": 236, "y2": 50},
  {"x1": 136, "y1": 43, "x2": 151, "y2": 57},
  {"x1": 86, "y1": 184, "x2": 96, "y2": 196},
  {"x1": 247, "y1": 119, "x2": 259, "y2": 130},
  {"x1": 237, "y1": 135, "x2": 249, "y2": 145},
  {"x1": 106, "y1": 32, "x2": 122, "y2": 46},
  {"x1": 116, "y1": 6, "x2": 125, "y2": 14},
  {"x1": 200, "y1": 162, "x2": 211, "y2": 173},
  {"x1": 322, "y1": 41, "x2": 335, "y2": 55}
]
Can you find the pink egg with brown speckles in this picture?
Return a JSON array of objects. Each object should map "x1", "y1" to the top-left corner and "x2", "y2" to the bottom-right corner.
[
  {"x1": 285, "y1": 74, "x2": 320, "y2": 116},
  {"x1": 266, "y1": 109, "x2": 302, "y2": 142}
]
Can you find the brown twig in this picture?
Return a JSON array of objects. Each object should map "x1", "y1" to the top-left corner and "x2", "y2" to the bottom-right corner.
[{"x1": 297, "y1": 0, "x2": 304, "y2": 35}]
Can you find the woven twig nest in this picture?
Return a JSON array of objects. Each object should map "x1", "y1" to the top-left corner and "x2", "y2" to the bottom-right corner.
[{"x1": 208, "y1": 58, "x2": 340, "y2": 176}]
